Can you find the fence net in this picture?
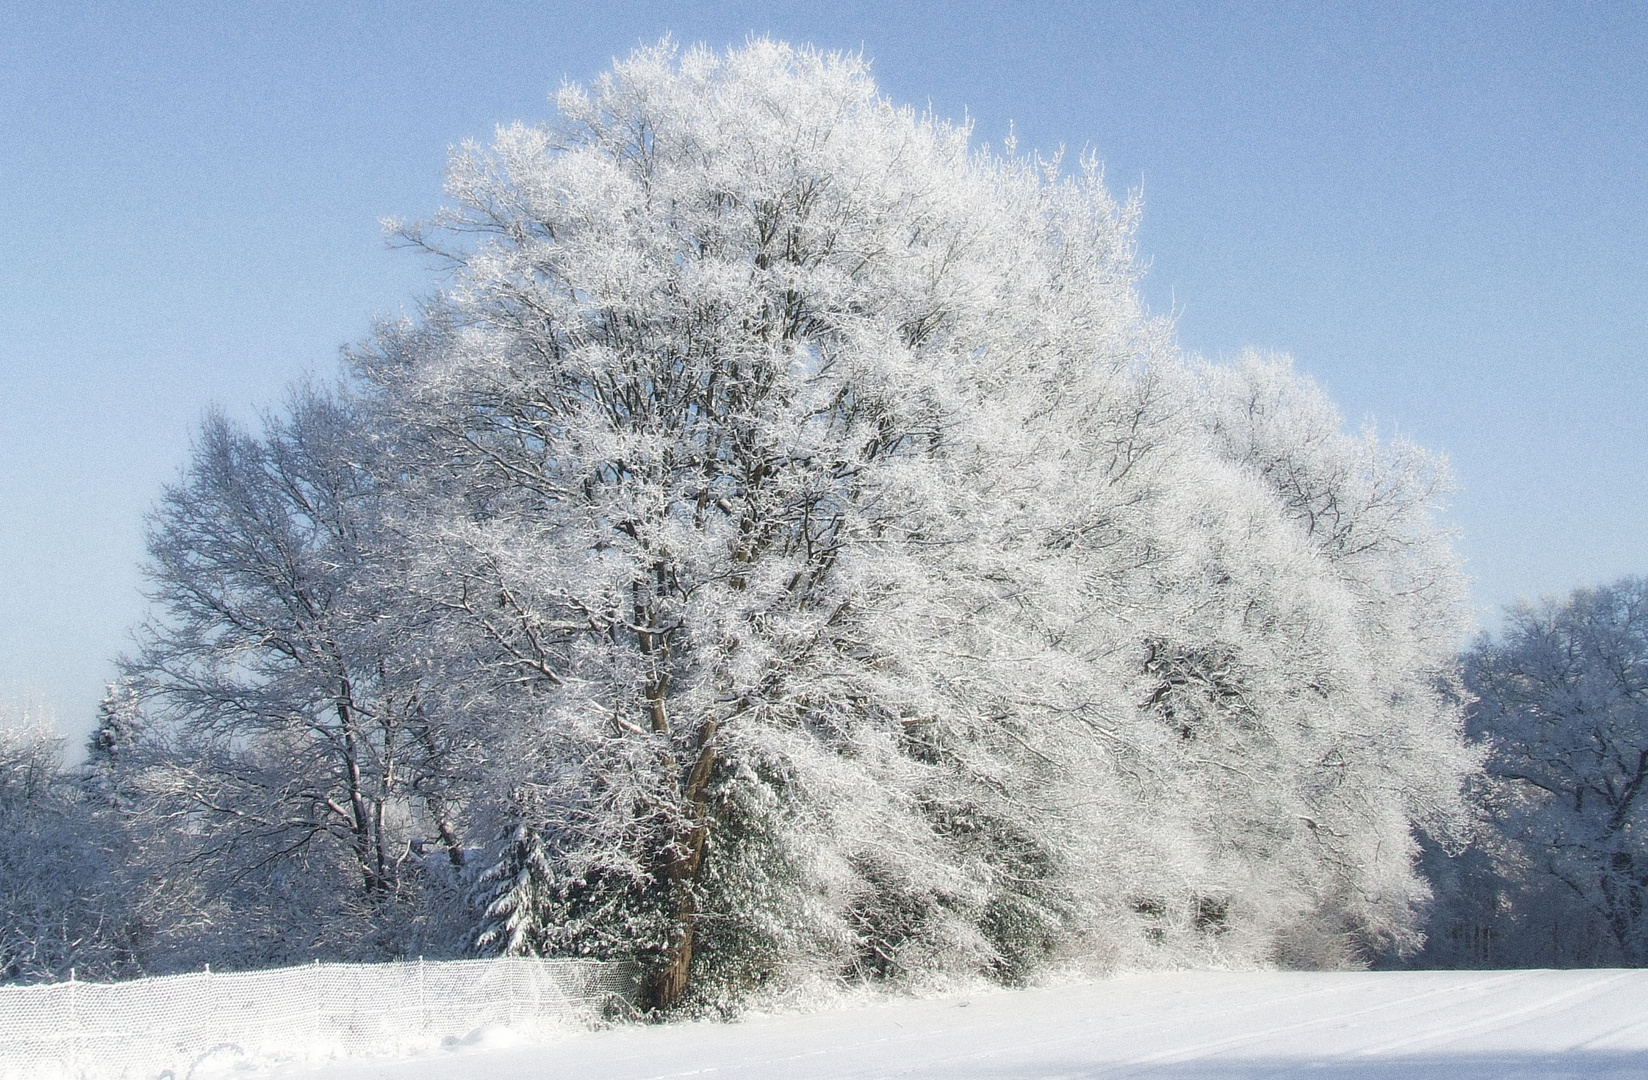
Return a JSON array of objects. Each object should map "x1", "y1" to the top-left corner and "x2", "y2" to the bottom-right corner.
[{"x1": 0, "y1": 957, "x2": 639, "y2": 1079}]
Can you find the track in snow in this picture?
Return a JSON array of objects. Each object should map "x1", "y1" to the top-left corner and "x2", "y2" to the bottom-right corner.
[{"x1": 276, "y1": 969, "x2": 1648, "y2": 1079}]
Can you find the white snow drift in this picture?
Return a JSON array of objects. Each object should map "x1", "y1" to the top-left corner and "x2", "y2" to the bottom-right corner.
[{"x1": 278, "y1": 969, "x2": 1648, "y2": 1080}]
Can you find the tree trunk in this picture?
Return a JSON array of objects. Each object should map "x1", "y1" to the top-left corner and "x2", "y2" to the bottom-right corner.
[
  {"x1": 650, "y1": 877, "x2": 700, "y2": 1010},
  {"x1": 648, "y1": 719, "x2": 718, "y2": 1011},
  {"x1": 337, "y1": 697, "x2": 381, "y2": 894}
]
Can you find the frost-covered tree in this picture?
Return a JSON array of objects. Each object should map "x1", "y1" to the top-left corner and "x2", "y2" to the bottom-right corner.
[
  {"x1": 1460, "y1": 578, "x2": 1648, "y2": 963},
  {"x1": 102, "y1": 37, "x2": 1477, "y2": 1001},
  {"x1": 123, "y1": 385, "x2": 478, "y2": 968},
  {"x1": 84, "y1": 679, "x2": 144, "y2": 809},
  {"x1": 1183, "y1": 353, "x2": 1476, "y2": 960},
  {"x1": 336, "y1": 39, "x2": 1476, "y2": 1007},
  {"x1": 357, "y1": 39, "x2": 1123, "y2": 1003},
  {"x1": 0, "y1": 715, "x2": 142, "y2": 983}
]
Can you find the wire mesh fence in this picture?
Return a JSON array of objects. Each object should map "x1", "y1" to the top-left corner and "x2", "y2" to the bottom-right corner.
[{"x1": 0, "y1": 956, "x2": 640, "y2": 1079}]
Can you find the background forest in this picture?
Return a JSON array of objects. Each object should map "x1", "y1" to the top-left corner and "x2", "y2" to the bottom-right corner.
[{"x1": 2, "y1": 42, "x2": 1642, "y2": 1011}]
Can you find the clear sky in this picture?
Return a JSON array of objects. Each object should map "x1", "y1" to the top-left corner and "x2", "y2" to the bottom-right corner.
[{"x1": 3, "y1": 1, "x2": 1644, "y2": 740}]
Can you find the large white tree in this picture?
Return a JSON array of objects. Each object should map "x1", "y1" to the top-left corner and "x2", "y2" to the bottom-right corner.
[
  {"x1": 340, "y1": 40, "x2": 1475, "y2": 1006},
  {"x1": 104, "y1": 39, "x2": 1476, "y2": 1004},
  {"x1": 356, "y1": 39, "x2": 1135, "y2": 1004}
]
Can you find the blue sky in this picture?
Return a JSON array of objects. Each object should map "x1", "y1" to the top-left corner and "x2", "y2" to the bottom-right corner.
[{"x1": 3, "y1": 1, "x2": 1644, "y2": 738}]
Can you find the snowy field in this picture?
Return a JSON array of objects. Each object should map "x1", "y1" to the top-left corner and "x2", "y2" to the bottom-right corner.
[{"x1": 276, "y1": 969, "x2": 1648, "y2": 1080}]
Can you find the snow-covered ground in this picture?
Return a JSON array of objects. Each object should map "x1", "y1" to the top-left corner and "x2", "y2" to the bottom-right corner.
[{"x1": 275, "y1": 969, "x2": 1648, "y2": 1079}]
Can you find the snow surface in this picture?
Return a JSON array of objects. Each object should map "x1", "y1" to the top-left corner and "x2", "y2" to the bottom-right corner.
[{"x1": 272, "y1": 969, "x2": 1648, "y2": 1079}]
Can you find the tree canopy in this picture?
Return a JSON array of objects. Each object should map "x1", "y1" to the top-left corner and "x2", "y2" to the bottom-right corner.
[{"x1": 87, "y1": 40, "x2": 1479, "y2": 1007}]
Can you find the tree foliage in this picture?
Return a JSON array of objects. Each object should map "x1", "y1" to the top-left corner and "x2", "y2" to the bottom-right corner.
[{"x1": 81, "y1": 40, "x2": 1476, "y2": 1003}]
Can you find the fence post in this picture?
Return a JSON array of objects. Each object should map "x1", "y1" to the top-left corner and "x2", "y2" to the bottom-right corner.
[
  {"x1": 418, "y1": 956, "x2": 427, "y2": 1032},
  {"x1": 66, "y1": 968, "x2": 77, "y2": 1078},
  {"x1": 204, "y1": 962, "x2": 215, "y2": 1054},
  {"x1": 311, "y1": 959, "x2": 322, "y2": 1049}
]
